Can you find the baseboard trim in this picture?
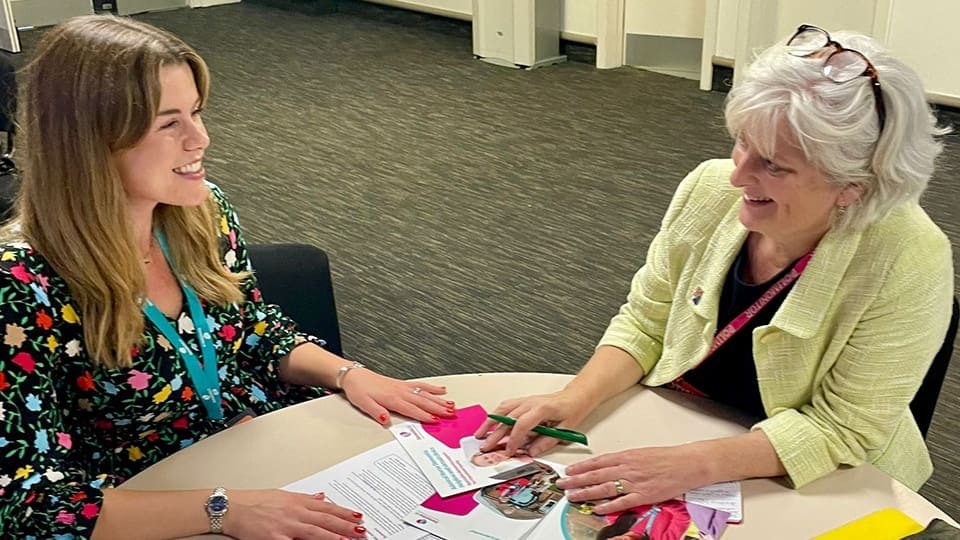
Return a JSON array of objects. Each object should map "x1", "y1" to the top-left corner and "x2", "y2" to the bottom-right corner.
[
  {"x1": 560, "y1": 30, "x2": 596, "y2": 46},
  {"x1": 711, "y1": 55, "x2": 733, "y2": 68},
  {"x1": 928, "y1": 92, "x2": 960, "y2": 109},
  {"x1": 189, "y1": 0, "x2": 241, "y2": 7},
  {"x1": 357, "y1": 0, "x2": 596, "y2": 45},
  {"x1": 359, "y1": 0, "x2": 470, "y2": 21}
]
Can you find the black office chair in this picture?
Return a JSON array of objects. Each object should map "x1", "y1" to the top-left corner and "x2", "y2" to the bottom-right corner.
[
  {"x1": 0, "y1": 50, "x2": 16, "y2": 158},
  {"x1": 0, "y1": 50, "x2": 17, "y2": 224},
  {"x1": 909, "y1": 297, "x2": 960, "y2": 438},
  {"x1": 246, "y1": 243, "x2": 343, "y2": 357}
]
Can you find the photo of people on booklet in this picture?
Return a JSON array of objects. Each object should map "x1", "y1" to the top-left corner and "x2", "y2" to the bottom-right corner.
[
  {"x1": 405, "y1": 460, "x2": 565, "y2": 539},
  {"x1": 476, "y1": 461, "x2": 564, "y2": 520},
  {"x1": 558, "y1": 499, "x2": 730, "y2": 540}
]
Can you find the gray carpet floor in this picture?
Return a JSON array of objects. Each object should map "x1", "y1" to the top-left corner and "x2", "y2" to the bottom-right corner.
[{"x1": 17, "y1": 0, "x2": 960, "y2": 519}]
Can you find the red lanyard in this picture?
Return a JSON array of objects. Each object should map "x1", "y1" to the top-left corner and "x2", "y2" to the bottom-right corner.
[{"x1": 669, "y1": 251, "x2": 814, "y2": 397}]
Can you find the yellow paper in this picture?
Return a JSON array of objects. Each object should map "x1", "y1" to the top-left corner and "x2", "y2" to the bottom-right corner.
[{"x1": 814, "y1": 508, "x2": 924, "y2": 540}]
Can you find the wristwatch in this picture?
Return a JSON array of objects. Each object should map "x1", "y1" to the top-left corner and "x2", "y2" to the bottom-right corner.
[
  {"x1": 205, "y1": 487, "x2": 229, "y2": 534},
  {"x1": 336, "y1": 361, "x2": 366, "y2": 389}
]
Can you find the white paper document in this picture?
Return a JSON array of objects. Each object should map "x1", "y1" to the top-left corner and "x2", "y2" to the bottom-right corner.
[
  {"x1": 684, "y1": 481, "x2": 743, "y2": 523},
  {"x1": 389, "y1": 404, "x2": 536, "y2": 497},
  {"x1": 283, "y1": 440, "x2": 441, "y2": 540}
]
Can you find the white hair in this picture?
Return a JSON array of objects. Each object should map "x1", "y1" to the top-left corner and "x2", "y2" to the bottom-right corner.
[{"x1": 725, "y1": 30, "x2": 950, "y2": 231}]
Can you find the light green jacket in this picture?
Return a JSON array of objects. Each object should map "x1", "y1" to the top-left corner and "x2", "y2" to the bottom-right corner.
[{"x1": 599, "y1": 159, "x2": 954, "y2": 490}]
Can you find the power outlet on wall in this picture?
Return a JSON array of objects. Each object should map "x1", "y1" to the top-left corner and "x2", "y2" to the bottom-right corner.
[{"x1": 93, "y1": 0, "x2": 118, "y2": 12}]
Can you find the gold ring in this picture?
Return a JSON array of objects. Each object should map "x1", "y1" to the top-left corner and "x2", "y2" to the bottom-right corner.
[
  {"x1": 613, "y1": 479, "x2": 625, "y2": 495},
  {"x1": 412, "y1": 387, "x2": 423, "y2": 395}
]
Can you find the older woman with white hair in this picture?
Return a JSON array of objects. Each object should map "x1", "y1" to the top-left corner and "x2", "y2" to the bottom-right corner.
[{"x1": 476, "y1": 24, "x2": 954, "y2": 514}]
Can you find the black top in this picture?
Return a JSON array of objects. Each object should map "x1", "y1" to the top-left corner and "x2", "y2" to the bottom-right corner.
[{"x1": 680, "y1": 242, "x2": 799, "y2": 420}]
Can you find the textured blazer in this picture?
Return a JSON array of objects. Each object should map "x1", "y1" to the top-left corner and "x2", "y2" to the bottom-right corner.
[{"x1": 598, "y1": 159, "x2": 954, "y2": 490}]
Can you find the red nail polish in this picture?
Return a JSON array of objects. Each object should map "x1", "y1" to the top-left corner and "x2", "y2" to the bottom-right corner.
[
  {"x1": 354, "y1": 525, "x2": 367, "y2": 534},
  {"x1": 379, "y1": 413, "x2": 388, "y2": 422},
  {"x1": 352, "y1": 511, "x2": 363, "y2": 519},
  {"x1": 446, "y1": 401, "x2": 455, "y2": 406},
  {"x1": 445, "y1": 408, "x2": 455, "y2": 414},
  {"x1": 313, "y1": 491, "x2": 325, "y2": 499},
  {"x1": 431, "y1": 415, "x2": 439, "y2": 421}
]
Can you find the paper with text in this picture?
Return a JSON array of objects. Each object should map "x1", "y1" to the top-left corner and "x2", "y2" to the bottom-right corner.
[
  {"x1": 389, "y1": 404, "x2": 536, "y2": 497},
  {"x1": 283, "y1": 441, "x2": 441, "y2": 540},
  {"x1": 684, "y1": 481, "x2": 743, "y2": 523}
]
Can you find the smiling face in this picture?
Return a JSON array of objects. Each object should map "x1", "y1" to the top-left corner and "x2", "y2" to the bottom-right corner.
[
  {"x1": 730, "y1": 123, "x2": 860, "y2": 243},
  {"x1": 114, "y1": 62, "x2": 211, "y2": 215},
  {"x1": 471, "y1": 451, "x2": 511, "y2": 467}
]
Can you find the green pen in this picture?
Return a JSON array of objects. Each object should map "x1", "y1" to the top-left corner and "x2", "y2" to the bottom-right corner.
[{"x1": 487, "y1": 413, "x2": 589, "y2": 445}]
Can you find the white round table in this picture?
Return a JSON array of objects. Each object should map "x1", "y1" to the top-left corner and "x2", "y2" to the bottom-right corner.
[{"x1": 123, "y1": 373, "x2": 957, "y2": 539}]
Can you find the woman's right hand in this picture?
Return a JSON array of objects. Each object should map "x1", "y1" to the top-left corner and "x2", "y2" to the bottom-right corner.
[
  {"x1": 225, "y1": 489, "x2": 367, "y2": 540},
  {"x1": 474, "y1": 389, "x2": 595, "y2": 458}
]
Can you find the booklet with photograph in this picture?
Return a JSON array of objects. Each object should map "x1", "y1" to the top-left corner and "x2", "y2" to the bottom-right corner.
[
  {"x1": 404, "y1": 460, "x2": 565, "y2": 540},
  {"x1": 389, "y1": 404, "x2": 538, "y2": 497},
  {"x1": 527, "y1": 497, "x2": 731, "y2": 540}
]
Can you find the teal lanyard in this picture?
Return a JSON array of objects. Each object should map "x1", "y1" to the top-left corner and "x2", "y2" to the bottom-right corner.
[{"x1": 141, "y1": 232, "x2": 223, "y2": 420}]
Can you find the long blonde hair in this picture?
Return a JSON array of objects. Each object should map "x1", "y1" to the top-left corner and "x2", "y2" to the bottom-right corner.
[{"x1": 5, "y1": 15, "x2": 245, "y2": 368}]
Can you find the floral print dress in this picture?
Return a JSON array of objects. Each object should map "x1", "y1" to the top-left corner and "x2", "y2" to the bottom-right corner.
[{"x1": 0, "y1": 184, "x2": 331, "y2": 538}]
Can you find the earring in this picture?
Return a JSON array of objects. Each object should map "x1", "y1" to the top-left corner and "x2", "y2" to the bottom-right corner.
[{"x1": 836, "y1": 205, "x2": 848, "y2": 216}]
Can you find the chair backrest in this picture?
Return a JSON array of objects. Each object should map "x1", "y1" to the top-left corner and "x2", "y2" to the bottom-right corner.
[
  {"x1": 0, "y1": 50, "x2": 16, "y2": 158},
  {"x1": 909, "y1": 297, "x2": 960, "y2": 438},
  {"x1": 246, "y1": 243, "x2": 343, "y2": 357},
  {"x1": 0, "y1": 50, "x2": 17, "y2": 224},
  {"x1": 0, "y1": 170, "x2": 14, "y2": 224}
]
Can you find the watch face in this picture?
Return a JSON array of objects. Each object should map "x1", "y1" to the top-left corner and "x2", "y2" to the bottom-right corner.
[{"x1": 208, "y1": 495, "x2": 228, "y2": 514}]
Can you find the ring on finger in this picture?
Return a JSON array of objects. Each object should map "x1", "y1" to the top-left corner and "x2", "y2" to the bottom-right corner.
[
  {"x1": 412, "y1": 386, "x2": 423, "y2": 395},
  {"x1": 613, "y1": 479, "x2": 625, "y2": 495}
]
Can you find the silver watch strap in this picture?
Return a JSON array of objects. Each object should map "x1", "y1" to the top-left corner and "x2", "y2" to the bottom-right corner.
[{"x1": 210, "y1": 514, "x2": 224, "y2": 534}]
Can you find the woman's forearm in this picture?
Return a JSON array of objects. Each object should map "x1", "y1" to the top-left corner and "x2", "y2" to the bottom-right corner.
[
  {"x1": 563, "y1": 345, "x2": 647, "y2": 409},
  {"x1": 277, "y1": 342, "x2": 357, "y2": 388},
  {"x1": 93, "y1": 489, "x2": 213, "y2": 540},
  {"x1": 690, "y1": 430, "x2": 787, "y2": 485}
]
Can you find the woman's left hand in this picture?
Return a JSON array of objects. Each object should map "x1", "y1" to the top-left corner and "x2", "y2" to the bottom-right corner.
[
  {"x1": 556, "y1": 445, "x2": 711, "y2": 514},
  {"x1": 339, "y1": 369, "x2": 455, "y2": 426}
]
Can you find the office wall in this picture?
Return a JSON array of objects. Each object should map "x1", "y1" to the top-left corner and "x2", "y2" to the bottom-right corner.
[
  {"x1": 713, "y1": 0, "x2": 876, "y2": 65},
  {"x1": 706, "y1": 0, "x2": 960, "y2": 105},
  {"x1": 713, "y1": 0, "x2": 737, "y2": 60},
  {"x1": 624, "y1": 0, "x2": 703, "y2": 39},
  {"x1": 560, "y1": 0, "x2": 596, "y2": 42},
  {"x1": 361, "y1": 0, "x2": 960, "y2": 103},
  {"x1": 11, "y1": 0, "x2": 92, "y2": 28},
  {"x1": 361, "y1": 0, "x2": 598, "y2": 42},
  {"x1": 361, "y1": 0, "x2": 470, "y2": 19},
  {"x1": 885, "y1": 0, "x2": 960, "y2": 101}
]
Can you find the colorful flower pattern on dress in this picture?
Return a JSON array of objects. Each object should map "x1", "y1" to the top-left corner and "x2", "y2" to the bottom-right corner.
[{"x1": 0, "y1": 185, "x2": 331, "y2": 538}]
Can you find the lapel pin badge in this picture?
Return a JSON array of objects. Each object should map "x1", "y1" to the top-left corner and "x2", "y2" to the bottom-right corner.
[{"x1": 692, "y1": 286, "x2": 703, "y2": 305}]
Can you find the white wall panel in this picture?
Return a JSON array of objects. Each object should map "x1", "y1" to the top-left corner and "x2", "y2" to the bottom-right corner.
[
  {"x1": 773, "y1": 0, "x2": 876, "y2": 39},
  {"x1": 714, "y1": 0, "x2": 738, "y2": 59},
  {"x1": 363, "y1": 0, "x2": 597, "y2": 39},
  {"x1": 362, "y1": 0, "x2": 471, "y2": 19},
  {"x1": 10, "y1": 0, "x2": 91, "y2": 28},
  {"x1": 560, "y1": 0, "x2": 596, "y2": 39},
  {"x1": 624, "y1": 0, "x2": 705, "y2": 39},
  {"x1": 886, "y1": 0, "x2": 960, "y2": 101}
]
